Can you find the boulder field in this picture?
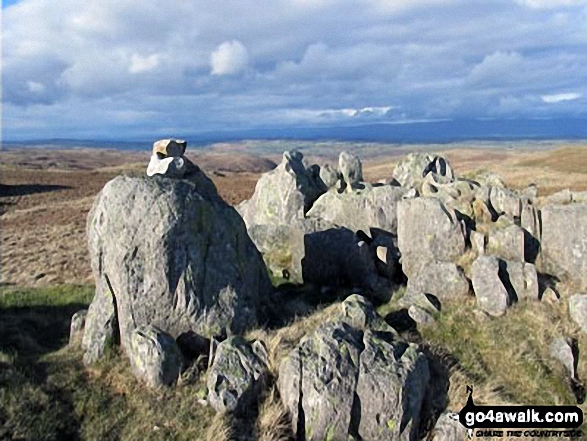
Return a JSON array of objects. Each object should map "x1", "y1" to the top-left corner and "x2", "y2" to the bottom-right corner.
[{"x1": 73, "y1": 139, "x2": 587, "y2": 440}]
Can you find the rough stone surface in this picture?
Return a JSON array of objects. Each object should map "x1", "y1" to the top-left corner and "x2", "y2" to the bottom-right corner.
[
  {"x1": 392, "y1": 153, "x2": 454, "y2": 189},
  {"x1": 69, "y1": 309, "x2": 88, "y2": 346},
  {"x1": 471, "y1": 231, "x2": 485, "y2": 256},
  {"x1": 471, "y1": 256, "x2": 510, "y2": 316},
  {"x1": 307, "y1": 184, "x2": 406, "y2": 235},
  {"x1": 503, "y1": 261, "x2": 539, "y2": 301},
  {"x1": 568, "y1": 294, "x2": 587, "y2": 335},
  {"x1": 550, "y1": 337, "x2": 576, "y2": 379},
  {"x1": 407, "y1": 261, "x2": 470, "y2": 302},
  {"x1": 431, "y1": 412, "x2": 467, "y2": 441},
  {"x1": 397, "y1": 197, "x2": 466, "y2": 278},
  {"x1": 128, "y1": 325, "x2": 182, "y2": 388},
  {"x1": 82, "y1": 175, "x2": 271, "y2": 364},
  {"x1": 319, "y1": 163, "x2": 341, "y2": 189},
  {"x1": 207, "y1": 337, "x2": 269, "y2": 414},
  {"x1": 238, "y1": 150, "x2": 324, "y2": 227},
  {"x1": 339, "y1": 151, "x2": 363, "y2": 192},
  {"x1": 408, "y1": 305, "x2": 436, "y2": 325},
  {"x1": 542, "y1": 287, "x2": 559, "y2": 304},
  {"x1": 338, "y1": 294, "x2": 397, "y2": 333},
  {"x1": 278, "y1": 321, "x2": 430, "y2": 441},
  {"x1": 301, "y1": 228, "x2": 393, "y2": 301},
  {"x1": 541, "y1": 204, "x2": 587, "y2": 290},
  {"x1": 486, "y1": 224, "x2": 525, "y2": 262},
  {"x1": 356, "y1": 330, "x2": 430, "y2": 441},
  {"x1": 488, "y1": 187, "x2": 522, "y2": 221}
]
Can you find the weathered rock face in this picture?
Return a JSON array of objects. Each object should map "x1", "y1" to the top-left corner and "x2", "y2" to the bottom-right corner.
[
  {"x1": 307, "y1": 184, "x2": 406, "y2": 235},
  {"x1": 568, "y1": 294, "x2": 587, "y2": 335},
  {"x1": 238, "y1": 150, "x2": 324, "y2": 227},
  {"x1": 397, "y1": 198, "x2": 466, "y2": 279},
  {"x1": 339, "y1": 151, "x2": 363, "y2": 192},
  {"x1": 541, "y1": 204, "x2": 587, "y2": 290},
  {"x1": 207, "y1": 337, "x2": 269, "y2": 414},
  {"x1": 488, "y1": 187, "x2": 522, "y2": 222},
  {"x1": 392, "y1": 153, "x2": 454, "y2": 188},
  {"x1": 128, "y1": 325, "x2": 183, "y2": 388},
  {"x1": 486, "y1": 224, "x2": 525, "y2": 262},
  {"x1": 550, "y1": 337, "x2": 577, "y2": 379},
  {"x1": 504, "y1": 261, "x2": 539, "y2": 301},
  {"x1": 301, "y1": 228, "x2": 393, "y2": 301},
  {"x1": 82, "y1": 175, "x2": 271, "y2": 364},
  {"x1": 278, "y1": 318, "x2": 430, "y2": 441},
  {"x1": 338, "y1": 294, "x2": 397, "y2": 333},
  {"x1": 471, "y1": 256, "x2": 510, "y2": 316},
  {"x1": 319, "y1": 163, "x2": 341, "y2": 189},
  {"x1": 407, "y1": 262, "x2": 470, "y2": 302}
]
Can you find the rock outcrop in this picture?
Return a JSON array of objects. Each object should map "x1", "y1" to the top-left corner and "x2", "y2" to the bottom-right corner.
[
  {"x1": 392, "y1": 153, "x2": 454, "y2": 188},
  {"x1": 407, "y1": 262, "x2": 470, "y2": 302},
  {"x1": 471, "y1": 256, "x2": 510, "y2": 316},
  {"x1": 83, "y1": 173, "x2": 271, "y2": 364},
  {"x1": 207, "y1": 337, "x2": 269, "y2": 414}
]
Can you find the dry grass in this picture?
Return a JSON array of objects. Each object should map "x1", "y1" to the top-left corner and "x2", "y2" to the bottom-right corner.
[{"x1": 256, "y1": 386, "x2": 292, "y2": 441}]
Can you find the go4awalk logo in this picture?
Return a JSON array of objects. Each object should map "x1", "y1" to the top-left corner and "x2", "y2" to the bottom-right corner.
[{"x1": 455, "y1": 386, "x2": 583, "y2": 438}]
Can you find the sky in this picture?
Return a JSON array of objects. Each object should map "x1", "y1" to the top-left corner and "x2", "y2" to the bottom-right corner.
[{"x1": 2, "y1": 0, "x2": 587, "y2": 141}]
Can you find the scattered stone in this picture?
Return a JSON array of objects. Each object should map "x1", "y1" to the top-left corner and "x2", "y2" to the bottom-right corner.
[
  {"x1": 69, "y1": 309, "x2": 88, "y2": 346},
  {"x1": 407, "y1": 261, "x2": 470, "y2": 302},
  {"x1": 128, "y1": 325, "x2": 183, "y2": 388},
  {"x1": 550, "y1": 336, "x2": 577, "y2": 379},
  {"x1": 471, "y1": 256, "x2": 510, "y2": 316},
  {"x1": 83, "y1": 174, "x2": 271, "y2": 364},
  {"x1": 569, "y1": 294, "x2": 587, "y2": 335},
  {"x1": 541, "y1": 204, "x2": 587, "y2": 290},
  {"x1": 207, "y1": 337, "x2": 269, "y2": 414},
  {"x1": 397, "y1": 197, "x2": 466, "y2": 278},
  {"x1": 431, "y1": 412, "x2": 468, "y2": 441},
  {"x1": 339, "y1": 151, "x2": 363, "y2": 192}
]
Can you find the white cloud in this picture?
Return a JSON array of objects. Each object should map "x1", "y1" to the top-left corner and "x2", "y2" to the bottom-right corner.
[
  {"x1": 210, "y1": 40, "x2": 249, "y2": 75},
  {"x1": 541, "y1": 92, "x2": 582, "y2": 103},
  {"x1": 27, "y1": 81, "x2": 46, "y2": 94},
  {"x1": 515, "y1": 0, "x2": 587, "y2": 9},
  {"x1": 129, "y1": 53, "x2": 161, "y2": 74}
]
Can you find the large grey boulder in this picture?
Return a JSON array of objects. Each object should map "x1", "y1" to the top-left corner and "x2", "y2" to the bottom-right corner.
[
  {"x1": 488, "y1": 187, "x2": 522, "y2": 221},
  {"x1": 339, "y1": 151, "x2": 363, "y2": 192},
  {"x1": 397, "y1": 198, "x2": 466, "y2": 279},
  {"x1": 307, "y1": 184, "x2": 406, "y2": 235},
  {"x1": 82, "y1": 175, "x2": 271, "y2": 364},
  {"x1": 238, "y1": 150, "x2": 324, "y2": 227},
  {"x1": 568, "y1": 294, "x2": 587, "y2": 335},
  {"x1": 278, "y1": 319, "x2": 430, "y2": 441},
  {"x1": 541, "y1": 204, "x2": 587, "y2": 290},
  {"x1": 471, "y1": 256, "x2": 510, "y2": 316},
  {"x1": 207, "y1": 337, "x2": 269, "y2": 414},
  {"x1": 128, "y1": 325, "x2": 182, "y2": 388},
  {"x1": 392, "y1": 153, "x2": 454, "y2": 188},
  {"x1": 407, "y1": 262, "x2": 470, "y2": 302},
  {"x1": 319, "y1": 163, "x2": 341, "y2": 189}
]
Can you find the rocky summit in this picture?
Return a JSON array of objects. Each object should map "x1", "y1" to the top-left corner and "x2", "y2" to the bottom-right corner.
[{"x1": 70, "y1": 141, "x2": 587, "y2": 439}]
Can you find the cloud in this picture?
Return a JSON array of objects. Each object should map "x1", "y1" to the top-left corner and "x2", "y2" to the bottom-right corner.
[
  {"x1": 210, "y1": 40, "x2": 249, "y2": 75},
  {"x1": 541, "y1": 92, "x2": 582, "y2": 103},
  {"x1": 129, "y1": 53, "x2": 161, "y2": 74},
  {"x1": 2, "y1": 0, "x2": 587, "y2": 139}
]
